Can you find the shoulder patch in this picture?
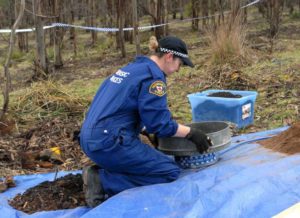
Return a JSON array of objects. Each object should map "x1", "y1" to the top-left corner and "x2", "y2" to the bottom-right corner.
[{"x1": 149, "y1": 80, "x2": 167, "y2": 97}]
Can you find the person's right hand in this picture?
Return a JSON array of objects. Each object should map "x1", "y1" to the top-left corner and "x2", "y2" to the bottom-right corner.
[{"x1": 185, "y1": 127, "x2": 213, "y2": 153}]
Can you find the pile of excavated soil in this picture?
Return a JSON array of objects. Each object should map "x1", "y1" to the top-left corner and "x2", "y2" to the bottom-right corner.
[
  {"x1": 9, "y1": 174, "x2": 86, "y2": 214},
  {"x1": 208, "y1": 91, "x2": 242, "y2": 98},
  {"x1": 259, "y1": 122, "x2": 300, "y2": 154}
]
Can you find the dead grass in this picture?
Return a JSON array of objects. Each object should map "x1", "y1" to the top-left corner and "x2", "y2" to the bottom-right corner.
[
  {"x1": 10, "y1": 80, "x2": 90, "y2": 126},
  {"x1": 205, "y1": 16, "x2": 250, "y2": 67}
]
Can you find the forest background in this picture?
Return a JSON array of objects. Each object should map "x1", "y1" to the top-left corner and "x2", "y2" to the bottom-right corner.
[{"x1": 0, "y1": 0, "x2": 300, "y2": 177}]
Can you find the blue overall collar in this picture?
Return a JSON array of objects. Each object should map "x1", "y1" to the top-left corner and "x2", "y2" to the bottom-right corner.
[{"x1": 135, "y1": 56, "x2": 166, "y2": 77}]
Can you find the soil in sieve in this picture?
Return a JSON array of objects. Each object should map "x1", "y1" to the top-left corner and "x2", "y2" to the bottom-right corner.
[
  {"x1": 208, "y1": 92, "x2": 242, "y2": 98},
  {"x1": 9, "y1": 174, "x2": 87, "y2": 214},
  {"x1": 259, "y1": 121, "x2": 300, "y2": 155}
]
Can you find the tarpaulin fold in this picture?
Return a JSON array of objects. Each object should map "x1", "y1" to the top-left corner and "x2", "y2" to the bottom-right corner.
[{"x1": 1, "y1": 126, "x2": 300, "y2": 218}]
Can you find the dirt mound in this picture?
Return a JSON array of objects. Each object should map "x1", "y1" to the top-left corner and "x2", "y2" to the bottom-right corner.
[
  {"x1": 9, "y1": 174, "x2": 86, "y2": 214},
  {"x1": 259, "y1": 122, "x2": 300, "y2": 154},
  {"x1": 208, "y1": 91, "x2": 242, "y2": 98}
]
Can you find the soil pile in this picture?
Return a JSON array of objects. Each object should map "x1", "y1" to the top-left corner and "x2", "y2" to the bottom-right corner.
[
  {"x1": 9, "y1": 174, "x2": 86, "y2": 214},
  {"x1": 208, "y1": 91, "x2": 242, "y2": 98},
  {"x1": 259, "y1": 122, "x2": 300, "y2": 154}
]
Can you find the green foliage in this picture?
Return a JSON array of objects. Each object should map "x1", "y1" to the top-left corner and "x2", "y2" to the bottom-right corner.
[
  {"x1": 47, "y1": 47, "x2": 55, "y2": 60},
  {"x1": 290, "y1": 12, "x2": 300, "y2": 19},
  {"x1": 98, "y1": 36, "x2": 114, "y2": 50},
  {"x1": 184, "y1": 2, "x2": 193, "y2": 18},
  {"x1": 0, "y1": 0, "x2": 9, "y2": 7},
  {"x1": 11, "y1": 50, "x2": 26, "y2": 62}
]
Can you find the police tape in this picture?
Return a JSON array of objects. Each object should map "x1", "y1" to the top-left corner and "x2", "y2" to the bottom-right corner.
[
  {"x1": 0, "y1": 0, "x2": 261, "y2": 34},
  {"x1": 51, "y1": 22, "x2": 168, "y2": 32},
  {"x1": 0, "y1": 25, "x2": 53, "y2": 33},
  {"x1": 241, "y1": 0, "x2": 261, "y2": 9}
]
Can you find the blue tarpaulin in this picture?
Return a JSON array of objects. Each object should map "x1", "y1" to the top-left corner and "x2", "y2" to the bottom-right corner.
[{"x1": 1, "y1": 126, "x2": 300, "y2": 218}]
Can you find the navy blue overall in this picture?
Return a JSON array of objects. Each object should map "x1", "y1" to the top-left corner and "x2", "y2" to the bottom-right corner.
[{"x1": 80, "y1": 56, "x2": 181, "y2": 196}]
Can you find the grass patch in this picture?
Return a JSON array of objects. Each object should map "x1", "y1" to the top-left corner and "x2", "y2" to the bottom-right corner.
[
  {"x1": 11, "y1": 50, "x2": 27, "y2": 62},
  {"x1": 10, "y1": 80, "x2": 92, "y2": 124},
  {"x1": 67, "y1": 78, "x2": 104, "y2": 98},
  {"x1": 205, "y1": 17, "x2": 249, "y2": 66},
  {"x1": 290, "y1": 12, "x2": 300, "y2": 19},
  {"x1": 1, "y1": 78, "x2": 104, "y2": 129}
]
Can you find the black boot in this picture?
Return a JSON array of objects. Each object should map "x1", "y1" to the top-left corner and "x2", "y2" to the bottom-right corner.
[{"x1": 82, "y1": 165, "x2": 105, "y2": 207}]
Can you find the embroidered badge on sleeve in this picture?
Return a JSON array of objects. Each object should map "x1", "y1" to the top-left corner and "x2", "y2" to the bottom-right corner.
[{"x1": 149, "y1": 81, "x2": 167, "y2": 97}]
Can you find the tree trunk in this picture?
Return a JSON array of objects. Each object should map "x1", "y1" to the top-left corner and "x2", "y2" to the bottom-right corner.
[
  {"x1": 69, "y1": 0, "x2": 77, "y2": 56},
  {"x1": 164, "y1": 0, "x2": 168, "y2": 35},
  {"x1": 33, "y1": 0, "x2": 48, "y2": 76},
  {"x1": 117, "y1": 0, "x2": 126, "y2": 57},
  {"x1": 132, "y1": 0, "x2": 141, "y2": 55},
  {"x1": 217, "y1": 0, "x2": 225, "y2": 25},
  {"x1": 148, "y1": 0, "x2": 156, "y2": 33},
  {"x1": 24, "y1": 14, "x2": 30, "y2": 52},
  {"x1": 257, "y1": 0, "x2": 284, "y2": 53},
  {"x1": 54, "y1": 0, "x2": 64, "y2": 68},
  {"x1": 106, "y1": 0, "x2": 114, "y2": 38},
  {"x1": 269, "y1": 0, "x2": 284, "y2": 39},
  {"x1": 201, "y1": 0, "x2": 209, "y2": 28},
  {"x1": 8, "y1": 0, "x2": 15, "y2": 26},
  {"x1": 84, "y1": 0, "x2": 89, "y2": 28},
  {"x1": 124, "y1": 3, "x2": 133, "y2": 42},
  {"x1": 171, "y1": 0, "x2": 177, "y2": 19},
  {"x1": 17, "y1": 32, "x2": 26, "y2": 52},
  {"x1": 286, "y1": 0, "x2": 294, "y2": 14},
  {"x1": 1, "y1": 0, "x2": 25, "y2": 120},
  {"x1": 191, "y1": 0, "x2": 199, "y2": 30},
  {"x1": 14, "y1": 0, "x2": 26, "y2": 52},
  {"x1": 242, "y1": 6, "x2": 247, "y2": 24},
  {"x1": 48, "y1": 0, "x2": 55, "y2": 46},
  {"x1": 179, "y1": 0, "x2": 183, "y2": 20},
  {"x1": 89, "y1": 0, "x2": 97, "y2": 45},
  {"x1": 25, "y1": 32, "x2": 29, "y2": 52},
  {"x1": 77, "y1": 0, "x2": 84, "y2": 20},
  {"x1": 210, "y1": 0, "x2": 216, "y2": 28},
  {"x1": 156, "y1": 0, "x2": 165, "y2": 39}
]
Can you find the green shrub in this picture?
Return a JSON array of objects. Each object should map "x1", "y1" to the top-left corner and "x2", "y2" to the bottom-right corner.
[
  {"x1": 11, "y1": 50, "x2": 26, "y2": 61},
  {"x1": 47, "y1": 47, "x2": 55, "y2": 60},
  {"x1": 290, "y1": 12, "x2": 300, "y2": 19}
]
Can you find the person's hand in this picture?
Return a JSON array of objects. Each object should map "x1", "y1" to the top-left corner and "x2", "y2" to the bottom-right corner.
[{"x1": 185, "y1": 128, "x2": 213, "y2": 153}]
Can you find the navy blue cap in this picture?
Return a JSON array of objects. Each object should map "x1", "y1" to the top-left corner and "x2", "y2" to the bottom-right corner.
[{"x1": 158, "y1": 36, "x2": 194, "y2": 68}]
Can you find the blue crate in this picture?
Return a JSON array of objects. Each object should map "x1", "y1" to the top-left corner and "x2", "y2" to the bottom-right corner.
[{"x1": 187, "y1": 90, "x2": 258, "y2": 128}]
